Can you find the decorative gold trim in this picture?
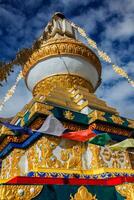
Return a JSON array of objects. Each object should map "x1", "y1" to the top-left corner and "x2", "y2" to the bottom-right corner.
[
  {"x1": 111, "y1": 115, "x2": 124, "y2": 125},
  {"x1": 69, "y1": 86, "x2": 118, "y2": 114},
  {"x1": 22, "y1": 37, "x2": 101, "y2": 78},
  {"x1": 70, "y1": 186, "x2": 97, "y2": 200},
  {"x1": 116, "y1": 183, "x2": 134, "y2": 200},
  {"x1": 0, "y1": 185, "x2": 43, "y2": 200},
  {"x1": 89, "y1": 122, "x2": 132, "y2": 137},
  {"x1": 28, "y1": 102, "x2": 54, "y2": 119},
  {"x1": 33, "y1": 167, "x2": 134, "y2": 175},
  {"x1": 33, "y1": 74, "x2": 94, "y2": 96},
  {"x1": 62, "y1": 121, "x2": 85, "y2": 131}
]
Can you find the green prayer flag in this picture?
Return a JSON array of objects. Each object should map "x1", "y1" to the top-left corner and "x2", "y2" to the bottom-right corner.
[
  {"x1": 88, "y1": 133, "x2": 112, "y2": 146},
  {"x1": 109, "y1": 138, "x2": 134, "y2": 150}
]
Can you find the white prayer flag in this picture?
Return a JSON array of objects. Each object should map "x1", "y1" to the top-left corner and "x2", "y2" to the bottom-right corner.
[{"x1": 37, "y1": 114, "x2": 66, "y2": 136}]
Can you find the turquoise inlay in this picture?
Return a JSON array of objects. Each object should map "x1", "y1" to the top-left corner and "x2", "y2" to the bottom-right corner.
[{"x1": 24, "y1": 111, "x2": 30, "y2": 123}]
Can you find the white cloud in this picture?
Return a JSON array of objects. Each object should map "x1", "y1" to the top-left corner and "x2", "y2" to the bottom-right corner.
[
  {"x1": 0, "y1": 0, "x2": 134, "y2": 120},
  {"x1": 104, "y1": 16, "x2": 134, "y2": 40},
  {"x1": 96, "y1": 79, "x2": 134, "y2": 118}
]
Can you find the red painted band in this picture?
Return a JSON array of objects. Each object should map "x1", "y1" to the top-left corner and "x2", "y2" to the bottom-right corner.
[{"x1": 6, "y1": 176, "x2": 134, "y2": 186}]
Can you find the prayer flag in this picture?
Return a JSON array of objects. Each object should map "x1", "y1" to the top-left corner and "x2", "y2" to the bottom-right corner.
[
  {"x1": 0, "y1": 115, "x2": 66, "y2": 137},
  {"x1": 88, "y1": 133, "x2": 112, "y2": 146},
  {"x1": 37, "y1": 114, "x2": 66, "y2": 136},
  {"x1": 109, "y1": 138, "x2": 134, "y2": 150},
  {"x1": 62, "y1": 129, "x2": 96, "y2": 142},
  {"x1": 0, "y1": 121, "x2": 33, "y2": 135},
  {"x1": 0, "y1": 116, "x2": 112, "y2": 145}
]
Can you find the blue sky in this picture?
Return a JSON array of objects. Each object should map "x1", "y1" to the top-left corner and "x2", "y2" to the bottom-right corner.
[{"x1": 0, "y1": 0, "x2": 134, "y2": 119}]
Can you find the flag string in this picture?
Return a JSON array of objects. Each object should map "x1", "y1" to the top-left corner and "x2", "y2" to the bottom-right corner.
[
  {"x1": 0, "y1": 71, "x2": 23, "y2": 112},
  {"x1": 71, "y1": 23, "x2": 134, "y2": 88}
]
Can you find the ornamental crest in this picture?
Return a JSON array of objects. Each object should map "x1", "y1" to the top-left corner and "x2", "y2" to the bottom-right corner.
[{"x1": 70, "y1": 186, "x2": 97, "y2": 200}]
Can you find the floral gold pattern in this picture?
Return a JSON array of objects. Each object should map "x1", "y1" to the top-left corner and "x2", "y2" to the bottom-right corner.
[
  {"x1": 88, "y1": 110, "x2": 106, "y2": 123},
  {"x1": 70, "y1": 186, "x2": 97, "y2": 200},
  {"x1": 63, "y1": 111, "x2": 75, "y2": 120}
]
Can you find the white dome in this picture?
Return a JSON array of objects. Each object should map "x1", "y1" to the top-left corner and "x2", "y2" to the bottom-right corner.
[{"x1": 26, "y1": 55, "x2": 99, "y2": 91}]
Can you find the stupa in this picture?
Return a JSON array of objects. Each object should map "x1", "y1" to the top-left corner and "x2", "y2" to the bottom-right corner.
[{"x1": 0, "y1": 13, "x2": 134, "y2": 200}]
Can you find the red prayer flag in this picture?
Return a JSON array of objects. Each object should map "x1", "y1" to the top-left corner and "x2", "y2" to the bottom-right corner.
[{"x1": 61, "y1": 129, "x2": 96, "y2": 142}]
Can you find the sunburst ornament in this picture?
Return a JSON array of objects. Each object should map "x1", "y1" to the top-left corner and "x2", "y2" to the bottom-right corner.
[{"x1": 63, "y1": 110, "x2": 75, "y2": 120}]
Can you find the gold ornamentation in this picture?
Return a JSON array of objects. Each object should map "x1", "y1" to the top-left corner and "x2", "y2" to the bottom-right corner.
[
  {"x1": 89, "y1": 122, "x2": 132, "y2": 137},
  {"x1": 111, "y1": 115, "x2": 124, "y2": 125},
  {"x1": 22, "y1": 37, "x2": 101, "y2": 77},
  {"x1": 88, "y1": 144, "x2": 100, "y2": 168},
  {"x1": 27, "y1": 136, "x2": 82, "y2": 171},
  {"x1": 44, "y1": 85, "x2": 86, "y2": 111},
  {"x1": 29, "y1": 102, "x2": 53, "y2": 119},
  {"x1": 88, "y1": 110, "x2": 106, "y2": 123},
  {"x1": 0, "y1": 149, "x2": 26, "y2": 179},
  {"x1": 64, "y1": 110, "x2": 75, "y2": 120},
  {"x1": 0, "y1": 134, "x2": 28, "y2": 151},
  {"x1": 99, "y1": 147, "x2": 130, "y2": 168},
  {"x1": 33, "y1": 74, "x2": 94, "y2": 96},
  {"x1": 0, "y1": 185, "x2": 43, "y2": 200},
  {"x1": 62, "y1": 121, "x2": 86, "y2": 131},
  {"x1": 79, "y1": 90, "x2": 118, "y2": 114},
  {"x1": 116, "y1": 183, "x2": 134, "y2": 200},
  {"x1": 17, "y1": 102, "x2": 33, "y2": 118},
  {"x1": 70, "y1": 186, "x2": 97, "y2": 200},
  {"x1": 0, "y1": 126, "x2": 14, "y2": 136},
  {"x1": 29, "y1": 116, "x2": 46, "y2": 130}
]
